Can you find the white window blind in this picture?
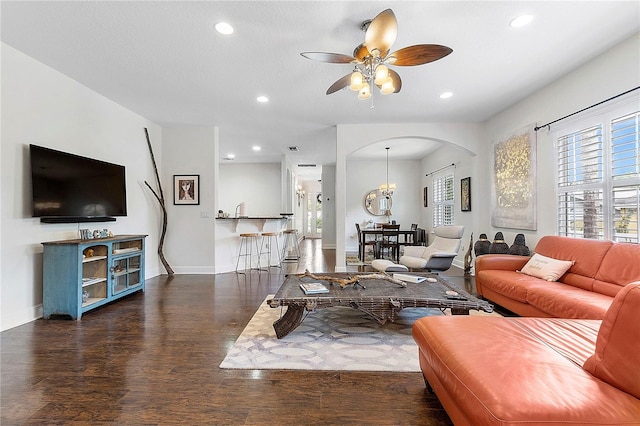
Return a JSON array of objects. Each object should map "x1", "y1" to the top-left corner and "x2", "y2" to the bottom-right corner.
[
  {"x1": 556, "y1": 106, "x2": 639, "y2": 242},
  {"x1": 557, "y1": 125, "x2": 602, "y2": 187},
  {"x1": 557, "y1": 190, "x2": 604, "y2": 239},
  {"x1": 611, "y1": 112, "x2": 639, "y2": 180},
  {"x1": 433, "y1": 173, "x2": 454, "y2": 227},
  {"x1": 611, "y1": 112, "x2": 639, "y2": 242},
  {"x1": 612, "y1": 185, "x2": 639, "y2": 242}
]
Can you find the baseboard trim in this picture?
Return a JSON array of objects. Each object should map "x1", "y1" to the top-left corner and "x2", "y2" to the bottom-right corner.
[{"x1": 1, "y1": 304, "x2": 43, "y2": 331}]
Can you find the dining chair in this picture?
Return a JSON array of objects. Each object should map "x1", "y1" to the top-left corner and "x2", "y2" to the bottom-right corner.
[
  {"x1": 407, "y1": 223, "x2": 418, "y2": 245},
  {"x1": 355, "y1": 223, "x2": 377, "y2": 262},
  {"x1": 380, "y1": 224, "x2": 400, "y2": 262}
]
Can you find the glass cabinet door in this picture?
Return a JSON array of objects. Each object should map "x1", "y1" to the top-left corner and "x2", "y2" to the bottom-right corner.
[{"x1": 112, "y1": 254, "x2": 142, "y2": 294}]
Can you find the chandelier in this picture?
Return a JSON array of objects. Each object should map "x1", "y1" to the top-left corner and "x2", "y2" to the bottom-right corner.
[
  {"x1": 379, "y1": 147, "x2": 396, "y2": 196},
  {"x1": 349, "y1": 49, "x2": 395, "y2": 100}
]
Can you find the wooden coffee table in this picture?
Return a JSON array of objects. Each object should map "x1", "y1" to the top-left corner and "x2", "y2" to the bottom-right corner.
[{"x1": 267, "y1": 272, "x2": 493, "y2": 338}]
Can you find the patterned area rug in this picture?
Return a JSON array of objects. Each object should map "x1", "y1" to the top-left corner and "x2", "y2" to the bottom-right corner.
[
  {"x1": 345, "y1": 254, "x2": 371, "y2": 266},
  {"x1": 345, "y1": 253, "x2": 380, "y2": 266},
  {"x1": 220, "y1": 296, "x2": 500, "y2": 372}
]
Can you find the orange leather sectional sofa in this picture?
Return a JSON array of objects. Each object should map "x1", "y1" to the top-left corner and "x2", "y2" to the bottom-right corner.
[
  {"x1": 475, "y1": 235, "x2": 640, "y2": 318},
  {"x1": 412, "y1": 236, "x2": 640, "y2": 425}
]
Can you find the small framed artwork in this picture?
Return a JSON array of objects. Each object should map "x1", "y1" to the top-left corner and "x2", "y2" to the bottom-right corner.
[
  {"x1": 174, "y1": 175, "x2": 200, "y2": 205},
  {"x1": 423, "y1": 187, "x2": 428, "y2": 207},
  {"x1": 461, "y1": 177, "x2": 471, "y2": 211}
]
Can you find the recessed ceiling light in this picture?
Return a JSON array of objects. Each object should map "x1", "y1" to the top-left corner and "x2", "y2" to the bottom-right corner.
[
  {"x1": 252, "y1": 146, "x2": 261, "y2": 151},
  {"x1": 215, "y1": 22, "x2": 234, "y2": 35},
  {"x1": 256, "y1": 96, "x2": 269, "y2": 103},
  {"x1": 510, "y1": 14, "x2": 533, "y2": 28},
  {"x1": 440, "y1": 92, "x2": 453, "y2": 99}
]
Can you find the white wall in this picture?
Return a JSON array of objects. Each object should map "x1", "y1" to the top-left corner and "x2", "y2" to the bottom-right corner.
[
  {"x1": 161, "y1": 127, "x2": 217, "y2": 273},
  {"x1": 218, "y1": 163, "x2": 281, "y2": 216},
  {"x1": 1, "y1": 43, "x2": 162, "y2": 331},
  {"x1": 321, "y1": 165, "x2": 336, "y2": 248},
  {"x1": 481, "y1": 32, "x2": 640, "y2": 251}
]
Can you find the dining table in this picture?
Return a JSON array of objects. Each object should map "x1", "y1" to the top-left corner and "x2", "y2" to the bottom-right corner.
[{"x1": 359, "y1": 228, "x2": 419, "y2": 261}]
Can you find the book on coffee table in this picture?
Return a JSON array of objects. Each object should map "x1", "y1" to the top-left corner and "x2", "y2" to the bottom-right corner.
[
  {"x1": 299, "y1": 282, "x2": 330, "y2": 294},
  {"x1": 393, "y1": 273, "x2": 428, "y2": 283}
]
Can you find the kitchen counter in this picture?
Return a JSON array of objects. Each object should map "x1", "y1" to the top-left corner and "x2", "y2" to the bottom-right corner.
[{"x1": 215, "y1": 215, "x2": 291, "y2": 232}]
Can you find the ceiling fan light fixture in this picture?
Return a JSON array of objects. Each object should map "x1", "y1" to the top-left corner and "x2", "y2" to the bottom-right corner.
[
  {"x1": 374, "y1": 64, "x2": 389, "y2": 85},
  {"x1": 380, "y1": 79, "x2": 395, "y2": 94},
  {"x1": 301, "y1": 8, "x2": 452, "y2": 101},
  {"x1": 358, "y1": 82, "x2": 371, "y2": 100},
  {"x1": 350, "y1": 71, "x2": 364, "y2": 91}
]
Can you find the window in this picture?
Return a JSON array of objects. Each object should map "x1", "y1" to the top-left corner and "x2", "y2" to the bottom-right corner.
[
  {"x1": 433, "y1": 173, "x2": 454, "y2": 227},
  {"x1": 556, "y1": 107, "x2": 639, "y2": 242}
]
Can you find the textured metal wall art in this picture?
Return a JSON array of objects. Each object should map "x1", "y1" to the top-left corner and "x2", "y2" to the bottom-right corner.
[{"x1": 491, "y1": 124, "x2": 537, "y2": 230}]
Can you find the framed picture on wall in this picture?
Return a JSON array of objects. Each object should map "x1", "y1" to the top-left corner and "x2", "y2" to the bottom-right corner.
[
  {"x1": 461, "y1": 177, "x2": 471, "y2": 211},
  {"x1": 174, "y1": 175, "x2": 200, "y2": 205},
  {"x1": 423, "y1": 187, "x2": 428, "y2": 207}
]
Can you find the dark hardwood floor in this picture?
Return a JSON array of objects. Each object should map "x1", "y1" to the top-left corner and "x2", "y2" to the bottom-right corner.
[{"x1": 1, "y1": 239, "x2": 454, "y2": 425}]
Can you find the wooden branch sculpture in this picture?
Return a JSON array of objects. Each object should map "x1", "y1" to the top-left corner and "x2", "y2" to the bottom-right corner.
[
  {"x1": 144, "y1": 128, "x2": 174, "y2": 275},
  {"x1": 464, "y1": 232, "x2": 473, "y2": 276},
  {"x1": 295, "y1": 270, "x2": 406, "y2": 287}
]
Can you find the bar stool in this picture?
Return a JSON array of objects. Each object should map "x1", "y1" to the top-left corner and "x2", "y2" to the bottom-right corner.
[
  {"x1": 259, "y1": 232, "x2": 281, "y2": 269},
  {"x1": 281, "y1": 229, "x2": 300, "y2": 262},
  {"x1": 235, "y1": 233, "x2": 260, "y2": 273}
]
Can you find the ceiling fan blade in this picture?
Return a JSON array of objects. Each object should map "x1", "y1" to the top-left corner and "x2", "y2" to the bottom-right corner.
[
  {"x1": 387, "y1": 44, "x2": 453, "y2": 66},
  {"x1": 364, "y1": 9, "x2": 397, "y2": 56},
  {"x1": 301, "y1": 52, "x2": 356, "y2": 64},
  {"x1": 326, "y1": 74, "x2": 352, "y2": 95}
]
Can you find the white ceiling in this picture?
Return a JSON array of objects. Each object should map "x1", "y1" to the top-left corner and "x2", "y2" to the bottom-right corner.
[{"x1": 2, "y1": 1, "x2": 639, "y2": 180}]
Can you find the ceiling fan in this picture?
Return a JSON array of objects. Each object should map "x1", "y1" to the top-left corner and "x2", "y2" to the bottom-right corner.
[{"x1": 301, "y1": 9, "x2": 452, "y2": 100}]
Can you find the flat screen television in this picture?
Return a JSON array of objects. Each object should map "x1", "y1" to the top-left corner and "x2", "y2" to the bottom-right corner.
[{"x1": 30, "y1": 144, "x2": 127, "y2": 223}]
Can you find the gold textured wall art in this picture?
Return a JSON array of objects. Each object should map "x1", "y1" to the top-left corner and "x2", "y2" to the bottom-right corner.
[{"x1": 491, "y1": 124, "x2": 537, "y2": 230}]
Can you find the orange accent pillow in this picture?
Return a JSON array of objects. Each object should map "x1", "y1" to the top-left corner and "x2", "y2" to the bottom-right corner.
[
  {"x1": 583, "y1": 282, "x2": 640, "y2": 399},
  {"x1": 519, "y1": 253, "x2": 574, "y2": 281}
]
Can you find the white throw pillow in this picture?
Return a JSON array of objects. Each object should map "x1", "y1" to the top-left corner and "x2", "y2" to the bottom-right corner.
[{"x1": 519, "y1": 253, "x2": 574, "y2": 282}]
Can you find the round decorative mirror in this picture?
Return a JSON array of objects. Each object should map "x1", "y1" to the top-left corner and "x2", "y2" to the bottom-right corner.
[{"x1": 364, "y1": 189, "x2": 392, "y2": 216}]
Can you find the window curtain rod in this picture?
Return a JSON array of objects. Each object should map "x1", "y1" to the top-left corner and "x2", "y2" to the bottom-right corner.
[
  {"x1": 426, "y1": 163, "x2": 455, "y2": 176},
  {"x1": 534, "y1": 86, "x2": 639, "y2": 132}
]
